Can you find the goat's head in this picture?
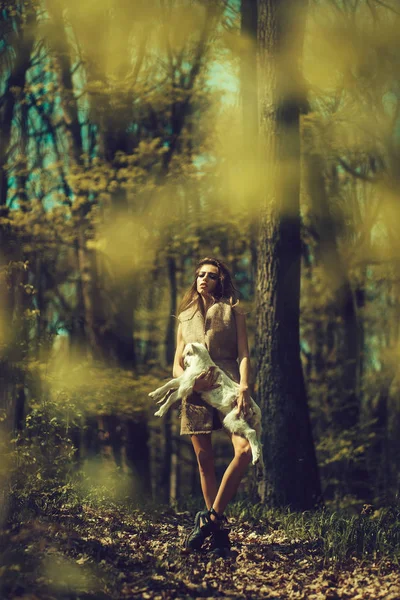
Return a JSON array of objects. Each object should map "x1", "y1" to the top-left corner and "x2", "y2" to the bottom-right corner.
[{"x1": 182, "y1": 342, "x2": 209, "y2": 368}]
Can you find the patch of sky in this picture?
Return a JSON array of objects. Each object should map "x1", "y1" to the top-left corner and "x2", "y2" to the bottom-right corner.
[
  {"x1": 206, "y1": 0, "x2": 240, "y2": 107},
  {"x1": 207, "y1": 60, "x2": 239, "y2": 107},
  {"x1": 193, "y1": 152, "x2": 217, "y2": 171},
  {"x1": 127, "y1": 123, "x2": 139, "y2": 135},
  {"x1": 234, "y1": 260, "x2": 252, "y2": 301},
  {"x1": 300, "y1": 339, "x2": 311, "y2": 356},
  {"x1": 224, "y1": 0, "x2": 240, "y2": 30}
]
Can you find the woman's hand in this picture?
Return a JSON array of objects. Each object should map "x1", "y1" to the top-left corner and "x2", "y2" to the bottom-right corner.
[
  {"x1": 236, "y1": 386, "x2": 252, "y2": 418},
  {"x1": 193, "y1": 366, "x2": 220, "y2": 392}
]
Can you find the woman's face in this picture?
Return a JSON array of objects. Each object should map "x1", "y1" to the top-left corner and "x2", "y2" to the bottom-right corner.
[{"x1": 196, "y1": 263, "x2": 219, "y2": 296}]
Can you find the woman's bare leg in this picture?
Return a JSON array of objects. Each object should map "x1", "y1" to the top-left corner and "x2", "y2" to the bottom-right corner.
[
  {"x1": 191, "y1": 434, "x2": 218, "y2": 509},
  {"x1": 211, "y1": 433, "x2": 252, "y2": 518}
]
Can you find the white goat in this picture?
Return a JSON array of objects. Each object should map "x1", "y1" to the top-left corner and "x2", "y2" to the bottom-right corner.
[{"x1": 149, "y1": 342, "x2": 263, "y2": 468}]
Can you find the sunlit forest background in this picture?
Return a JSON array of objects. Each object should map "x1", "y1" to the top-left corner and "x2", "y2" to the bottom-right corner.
[{"x1": 2, "y1": 0, "x2": 400, "y2": 533}]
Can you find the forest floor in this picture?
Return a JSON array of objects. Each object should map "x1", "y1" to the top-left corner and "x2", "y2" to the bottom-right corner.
[{"x1": 1, "y1": 502, "x2": 399, "y2": 600}]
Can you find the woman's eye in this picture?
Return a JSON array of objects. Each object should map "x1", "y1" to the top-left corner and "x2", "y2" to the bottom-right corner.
[{"x1": 198, "y1": 272, "x2": 218, "y2": 280}]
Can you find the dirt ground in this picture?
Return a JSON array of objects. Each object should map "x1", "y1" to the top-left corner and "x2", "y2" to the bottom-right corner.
[{"x1": 1, "y1": 504, "x2": 399, "y2": 599}]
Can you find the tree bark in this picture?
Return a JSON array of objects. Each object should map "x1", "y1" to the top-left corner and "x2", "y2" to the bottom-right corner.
[
  {"x1": 161, "y1": 411, "x2": 173, "y2": 504},
  {"x1": 169, "y1": 409, "x2": 180, "y2": 503},
  {"x1": 124, "y1": 417, "x2": 151, "y2": 500},
  {"x1": 255, "y1": 0, "x2": 321, "y2": 509}
]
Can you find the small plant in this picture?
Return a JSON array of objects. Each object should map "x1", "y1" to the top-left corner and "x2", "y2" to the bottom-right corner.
[{"x1": 6, "y1": 396, "x2": 78, "y2": 518}]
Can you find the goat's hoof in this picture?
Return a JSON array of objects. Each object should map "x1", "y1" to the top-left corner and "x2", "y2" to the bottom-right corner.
[{"x1": 154, "y1": 410, "x2": 163, "y2": 417}]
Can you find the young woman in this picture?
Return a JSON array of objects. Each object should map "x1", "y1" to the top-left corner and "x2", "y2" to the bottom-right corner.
[{"x1": 173, "y1": 257, "x2": 253, "y2": 555}]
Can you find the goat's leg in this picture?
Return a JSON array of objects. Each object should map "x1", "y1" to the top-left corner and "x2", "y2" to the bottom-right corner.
[
  {"x1": 255, "y1": 420, "x2": 264, "y2": 459},
  {"x1": 255, "y1": 447, "x2": 265, "y2": 480},
  {"x1": 149, "y1": 376, "x2": 183, "y2": 403},
  {"x1": 222, "y1": 411, "x2": 261, "y2": 465},
  {"x1": 254, "y1": 419, "x2": 262, "y2": 439},
  {"x1": 154, "y1": 389, "x2": 180, "y2": 417},
  {"x1": 245, "y1": 430, "x2": 262, "y2": 466}
]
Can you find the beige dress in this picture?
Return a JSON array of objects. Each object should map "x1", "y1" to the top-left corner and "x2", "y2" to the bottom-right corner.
[{"x1": 178, "y1": 299, "x2": 240, "y2": 435}]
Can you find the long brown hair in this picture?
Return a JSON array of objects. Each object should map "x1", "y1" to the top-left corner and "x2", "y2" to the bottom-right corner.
[{"x1": 178, "y1": 257, "x2": 238, "y2": 316}]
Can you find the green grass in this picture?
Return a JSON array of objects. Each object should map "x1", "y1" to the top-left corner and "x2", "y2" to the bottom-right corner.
[{"x1": 226, "y1": 500, "x2": 400, "y2": 565}]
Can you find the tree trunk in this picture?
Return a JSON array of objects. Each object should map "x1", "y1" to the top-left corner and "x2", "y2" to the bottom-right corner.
[
  {"x1": 75, "y1": 234, "x2": 105, "y2": 360},
  {"x1": 124, "y1": 418, "x2": 151, "y2": 500},
  {"x1": 255, "y1": 0, "x2": 321, "y2": 509},
  {"x1": 142, "y1": 267, "x2": 161, "y2": 365},
  {"x1": 161, "y1": 411, "x2": 173, "y2": 504},
  {"x1": 169, "y1": 409, "x2": 180, "y2": 503},
  {"x1": 109, "y1": 282, "x2": 137, "y2": 368}
]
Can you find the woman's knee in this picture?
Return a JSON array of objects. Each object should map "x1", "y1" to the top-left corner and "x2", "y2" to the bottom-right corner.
[{"x1": 234, "y1": 441, "x2": 252, "y2": 465}]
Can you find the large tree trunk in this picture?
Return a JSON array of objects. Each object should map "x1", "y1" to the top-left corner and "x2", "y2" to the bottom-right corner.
[{"x1": 255, "y1": 0, "x2": 321, "y2": 509}]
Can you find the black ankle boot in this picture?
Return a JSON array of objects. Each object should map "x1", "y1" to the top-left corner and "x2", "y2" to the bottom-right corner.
[
  {"x1": 207, "y1": 509, "x2": 231, "y2": 557},
  {"x1": 183, "y1": 509, "x2": 217, "y2": 551},
  {"x1": 208, "y1": 527, "x2": 231, "y2": 556}
]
